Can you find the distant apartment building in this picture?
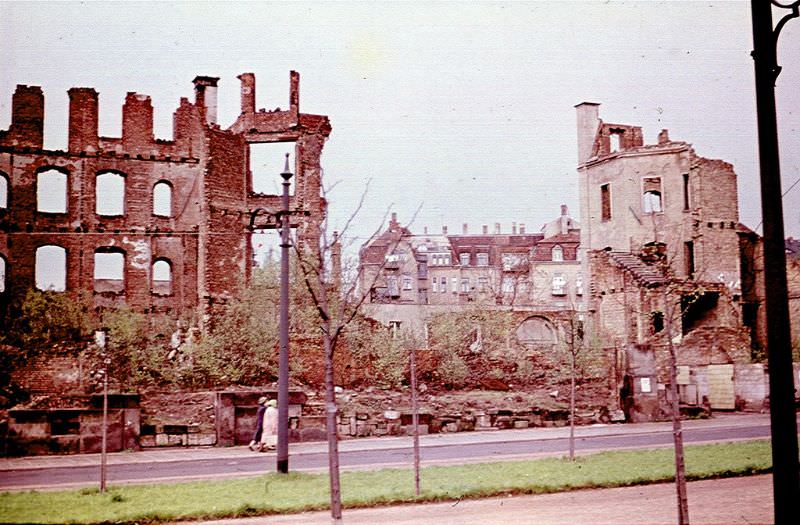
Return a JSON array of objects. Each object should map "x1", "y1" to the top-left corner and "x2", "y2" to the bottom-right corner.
[{"x1": 358, "y1": 207, "x2": 581, "y2": 337}]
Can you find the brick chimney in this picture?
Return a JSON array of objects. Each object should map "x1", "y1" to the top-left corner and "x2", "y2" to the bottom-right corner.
[
  {"x1": 494, "y1": 223, "x2": 501, "y2": 234},
  {"x1": 193, "y1": 76, "x2": 220, "y2": 125},
  {"x1": 519, "y1": 223, "x2": 526, "y2": 234},
  {"x1": 238, "y1": 73, "x2": 256, "y2": 115},
  {"x1": 575, "y1": 101, "x2": 601, "y2": 165},
  {"x1": 462, "y1": 223, "x2": 468, "y2": 235}
]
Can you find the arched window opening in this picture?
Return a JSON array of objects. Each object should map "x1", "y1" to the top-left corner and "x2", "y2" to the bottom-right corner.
[
  {"x1": 552, "y1": 245, "x2": 564, "y2": 262},
  {"x1": 153, "y1": 181, "x2": 172, "y2": 217},
  {"x1": 516, "y1": 316, "x2": 558, "y2": 347},
  {"x1": 0, "y1": 172, "x2": 8, "y2": 209},
  {"x1": 152, "y1": 259, "x2": 172, "y2": 295},
  {"x1": 37, "y1": 168, "x2": 68, "y2": 213},
  {"x1": 96, "y1": 171, "x2": 125, "y2": 216},
  {"x1": 0, "y1": 256, "x2": 7, "y2": 293},
  {"x1": 94, "y1": 250, "x2": 125, "y2": 294},
  {"x1": 35, "y1": 245, "x2": 67, "y2": 291}
]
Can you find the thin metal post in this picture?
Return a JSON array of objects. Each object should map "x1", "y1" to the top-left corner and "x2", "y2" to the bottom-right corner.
[
  {"x1": 410, "y1": 345, "x2": 421, "y2": 496},
  {"x1": 95, "y1": 329, "x2": 109, "y2": 493},
  {"x1": 750, "y1": 2, "x2": 800, "y2": 523},
  {"x1": 277, "y1": 153, "x2": 292, "y2": 474}
]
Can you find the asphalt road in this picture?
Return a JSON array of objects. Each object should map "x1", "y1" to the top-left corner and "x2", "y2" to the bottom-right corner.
[{"x1": 0, "y1": 413, "x2": 778, "y2": 491}]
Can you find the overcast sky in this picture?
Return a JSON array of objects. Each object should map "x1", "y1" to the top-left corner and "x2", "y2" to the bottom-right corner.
[{"x1": 2, "y1": 1, "x2": 799, "y2": 255}]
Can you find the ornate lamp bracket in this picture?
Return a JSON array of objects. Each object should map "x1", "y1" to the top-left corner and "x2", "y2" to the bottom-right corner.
[{"x1": 768, "y1": 1, "x2": 800, "y2": 82}]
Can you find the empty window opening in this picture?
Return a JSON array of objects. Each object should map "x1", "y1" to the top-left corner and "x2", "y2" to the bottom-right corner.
[
  {"x1": 642, "y1": 177, "x2": 662, "y2": 213},
  {"x1": 35, "y1": 245, "x2": 67, "y2": 291},
  {"x1": 682, "y1": 173, "x2": 690, "y2": 211},
  {"x1": 152, "y1": 259, "x2": 172, "y2": 295},
  {"x1": 153, "y1": 181, "x2": 172, "y2": 217},
  {"x1": 576, "y1": 274, "x2": 583, "y2": 295},
  {"x1": 460, "y1": 278, "x2": 470, "y2": 292},
  {"x1": 651, "y1": 311, "x2": 664, "y2": 333},
  {"x1": 609, "y1": 132, "x2": 622, "y2": 152},
  {"x1": 96, "y1": 171, "x2": 125, "y2": 216},
  {"x1": 684, "y1": 241, "x2": 695, "y2": 279},
  {"x1": 0, "y1": 172, "x2": 8, "y2": 208},
  {"x1": 440, "y1": 276, "x2": 447, "y2": 293},
  {"x1": 0, "y1": 256, "x2": 6, "y2": 292},
  {"x1": 601, "y1": 184, "x2": 611, "y2": 221},
  {"x1": 459, "y1": 253, "x2": 470, "y2": 266},
  {"x1": 681, "y1": 292, "x2": 719, "y2": 334},
  {"x1": 402, "y1": 275, "x2": 412, "y2": 290},
  {"x1": 37, "y1": 169, "x2": 68, "y2": 213},
  {"x1": 249, "y1": 142, "x2": 296, "y2": 195},
  {"x1": 742, "y1": 303, "x2": 760, "y2": 350},
  {"x1": 94, "y1": 250, "x2": 125, "y2": 294},
  {"x1": 477, "y1": 252, "x2": 489, "y2": 266},
  {"x1": 478, "y1": 276, "x2": 488, "y2": 292},
  {"x1": 552, "y1": 245, "x2": 563, "y2": 262}
]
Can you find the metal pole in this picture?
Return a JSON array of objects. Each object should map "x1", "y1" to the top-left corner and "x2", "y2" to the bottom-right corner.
[
  {"x1": 277, "y1": 152, "x2": 293, "y2": 474},
  {"x1": 410, "y1": 345, "x2": 421, "y2": 496},
  {"x1": 95, "y1": 329, "x2": 109, "y2": 493},
  {"x1": 750, "y1": 2, "x2": 800, "y2": 523}
]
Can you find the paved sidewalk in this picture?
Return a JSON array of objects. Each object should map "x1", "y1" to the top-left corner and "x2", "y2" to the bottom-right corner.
[
  {"x1": 176, "y1": 475, "x2": 774, "y2": 525},
  {"x1": 0, "y1": 412, "x2": 774, "y2": 473}
]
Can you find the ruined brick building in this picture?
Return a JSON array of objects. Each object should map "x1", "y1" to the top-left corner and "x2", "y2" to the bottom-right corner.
[
  {"x1": 358, "y1": 207, "x2": 582, "y2": 343},
  {"x1": 0, "y1": 72, "x2": 330, "y2": 327},
  {"x1": 575, "y1": 102, "x2": 766, "y2": 420}
]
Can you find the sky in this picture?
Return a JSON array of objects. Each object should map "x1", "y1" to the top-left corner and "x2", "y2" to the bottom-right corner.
[{"x1": 2, "y1": 1, "x2": 799, "y2": 259}]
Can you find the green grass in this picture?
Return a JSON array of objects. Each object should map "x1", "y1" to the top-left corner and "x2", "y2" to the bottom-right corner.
[{"x1": 0, "y1": 440, "x2": 775, "y2": 524}]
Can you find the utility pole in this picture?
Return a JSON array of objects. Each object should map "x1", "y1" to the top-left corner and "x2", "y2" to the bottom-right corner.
[
  {"x1": 750, "y1": 2, "x2": 800, "y2": 523},
  {"x1": 277, "y1": 152, "x2": 293, "y2": 474}
]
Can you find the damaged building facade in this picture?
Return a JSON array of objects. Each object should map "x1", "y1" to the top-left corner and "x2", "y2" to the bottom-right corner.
[
  {"x1": 0, "y1": 72, "x2": 330, "y2": 326},
  {"x1": 575, "y1": 102, "x2": 767, "y2": 421},
  {"x1": 358, "y1": 207, "x2": 582, "y2": 346}
]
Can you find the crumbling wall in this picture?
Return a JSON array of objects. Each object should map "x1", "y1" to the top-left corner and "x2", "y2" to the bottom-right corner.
[{"x1": 0, "y1": 71, "x2": 330, "y2": 326}]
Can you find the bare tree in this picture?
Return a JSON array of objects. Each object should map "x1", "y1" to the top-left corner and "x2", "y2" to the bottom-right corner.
[
  {"x1": 294, "y1": 186, "x2": 418, "y2": 522},
  {"x1": 561, "y1": 306, "x2": 585, "y2": 461}
]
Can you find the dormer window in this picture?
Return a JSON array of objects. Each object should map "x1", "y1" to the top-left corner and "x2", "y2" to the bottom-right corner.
[{"x1": 552, "y1": 245, "x2": 563, "y2": 262}]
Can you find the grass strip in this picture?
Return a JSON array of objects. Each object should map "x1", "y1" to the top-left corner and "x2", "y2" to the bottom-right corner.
[{"x1": 0, "y1": 439, "x2": 775, "y2": 524}]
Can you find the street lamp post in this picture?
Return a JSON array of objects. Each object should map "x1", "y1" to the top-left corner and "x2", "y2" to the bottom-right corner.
[
  {"x1": 750, "y1": 2, "x2": 800, "y2": 523},
  {"x1": 94, "y1": 328, "x2": 110, "y2": 493},
  {"x1": 277, "y1": 153, "x2": 293, "y2": 474}
]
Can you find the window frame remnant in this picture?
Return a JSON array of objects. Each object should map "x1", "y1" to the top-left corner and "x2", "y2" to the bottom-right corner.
[
  {"x1": 0, "y1": 171, "x2": 8, "y2": 209},
  {"x1": 36, "y1": 168, "x2": 68, "y2": 214},
  {"x1": 93, "y1": 249, "x2": 125, "y2": 294},
  {"x1": 642, "y1": 176, "x2": 663, "y2": 214},
  {"x1": 152, "y1": 258, "x2": 173, "y2": 296},
  {"x1": 153, "y1": 180, "x2": 173, "y2": 217},
  {"x1": 35, "y1": 245, "x2": 67, "y2": 291},
  {"x1": 95, "y1": 171, "x2": 126, "y2": 216},
  {"x1": 601, "y1": 183, "x2": 611, "y2": 221}
]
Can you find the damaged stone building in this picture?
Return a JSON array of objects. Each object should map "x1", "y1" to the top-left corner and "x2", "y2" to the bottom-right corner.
[
  {"x1": 575, "y1": 102, "x2": 768, "y2": 421},
  {"x1": 0, "y1": 71, "x2": 330, "y2": 327},
  {"x1": 358, "y1": 206, "x2": 582, "y2": 345}
]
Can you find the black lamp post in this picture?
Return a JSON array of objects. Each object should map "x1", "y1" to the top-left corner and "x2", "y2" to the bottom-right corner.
[
  {"x1": 277, "y1": 152, "x2": 292, "y2": 474},
  {"x1": 750, "y1": 2, "x2": 800, "y2": 523}
]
